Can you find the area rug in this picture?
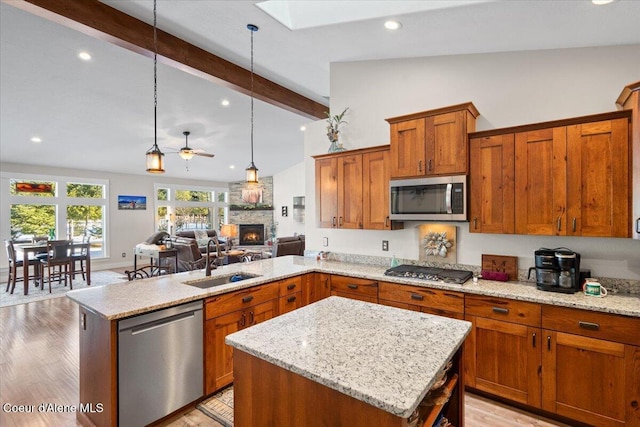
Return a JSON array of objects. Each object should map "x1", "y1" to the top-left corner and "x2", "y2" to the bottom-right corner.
[
  {"x1": 197, "y1": 386, "x2": 234, "y2": 427},
  {"x1": 0, "y1": 270, "x2": 128, "y2": 308}
]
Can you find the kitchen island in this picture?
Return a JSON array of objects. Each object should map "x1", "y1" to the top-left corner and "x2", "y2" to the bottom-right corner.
[{"x1": 226, "y1": 296, "x2": 472, "y2": 427}]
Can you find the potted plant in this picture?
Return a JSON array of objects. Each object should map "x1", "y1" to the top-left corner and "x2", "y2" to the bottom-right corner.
[{"x1": 325, "y1": 107, "x2": 349, "y2": 152}]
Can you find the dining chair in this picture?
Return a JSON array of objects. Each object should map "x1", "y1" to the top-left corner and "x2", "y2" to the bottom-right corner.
[
  {"x1": 71, "y1": 234, "x2": 90, "y2": 281},
  {"x1": 39, "y1": 239, "x2": 73, "y2": 293},
  {"x1": 4, "y1": 240, "x2": 41, "y2": 294}
]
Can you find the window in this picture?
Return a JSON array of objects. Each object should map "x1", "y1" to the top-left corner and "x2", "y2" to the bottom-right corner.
[
  {"x1": 154, "y1": 184, "x2": 228, "y2": 234},
  {"x1": 4, "y1": 174, "x2": 109, "y2": 258}
]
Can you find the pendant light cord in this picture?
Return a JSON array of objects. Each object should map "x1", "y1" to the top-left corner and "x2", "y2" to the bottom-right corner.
[
  {"x1": 153, "y1": 0, "x2": 158, "y2": 150},
  {"x1": 250, "y1": 26, "x2": 255, "y2": 164}
]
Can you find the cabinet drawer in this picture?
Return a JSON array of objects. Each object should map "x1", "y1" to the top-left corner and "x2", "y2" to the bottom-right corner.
[
  {"x1": 279, "y1": 276, "x2": 302, "y2": 296},
  {"x1": 379, "y1": 282, "x2": 464, "y2": 314},
  {"x1": 465, "y1": 295, "x2": 541, "y2": 327},
  {"x1": 279, "y1": 293, "x2": 302, "y2": 314},
  {"x1": 330, "y1": 275, "x2": 378, "y2": 298},
  {"x1": 205, "y1": 283, "x2": 279, "y2": 320},
  {"x1": 542, "y1": 305, "x2": 640, "y2": 346}
]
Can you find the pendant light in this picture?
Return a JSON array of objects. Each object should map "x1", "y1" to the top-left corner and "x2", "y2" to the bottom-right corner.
[
  {"x1": 245, "y1": 24, "x2": 259, "y2": 184},
  {"x1": 146, "y1": 0, "x2": 165, "y2": 173}
]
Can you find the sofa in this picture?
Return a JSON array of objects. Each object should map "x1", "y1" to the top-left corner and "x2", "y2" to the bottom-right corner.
[
  {"x1": 174, "y1": 229, "x2": 226, "y2": 253},
  {"x1": 272, "y1": 235, "x2": 305, "y2": 257}
]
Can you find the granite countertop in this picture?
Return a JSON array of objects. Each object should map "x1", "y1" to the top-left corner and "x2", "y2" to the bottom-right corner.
[
  {"x1": 67, "y1": 256, "x2": 640, "y2": 320},
  {"x1": 225, "y1": 296, "x2": 471, "y2": 418}
]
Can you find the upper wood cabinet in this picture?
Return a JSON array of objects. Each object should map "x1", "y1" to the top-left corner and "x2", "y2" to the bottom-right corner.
[
  {"x1": 469, "y1": 133, "x2": 515, "y2": 234},
  {"x1": 386, "y1": 103, "x2": 479, "y2": 178},
  {"x1": 470, "y1": 111, "x2": 632, "y2": 237},
  {"x1": 315, "y1": 145, "x2": 401, "y2": 230}
]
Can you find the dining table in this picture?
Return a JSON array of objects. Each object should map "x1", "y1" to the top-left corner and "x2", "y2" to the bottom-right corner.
[{"x1": 15, "y1": 242, "x2": 91, "y2": 295}]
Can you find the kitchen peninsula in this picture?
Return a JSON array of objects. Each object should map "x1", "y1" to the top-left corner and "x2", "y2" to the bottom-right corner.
[
  {"x1": 226, "y1": 296, "x2": 471, "y2": 426},
  {"x1": 67, "y1": 256, "x2": 640, "y2": 427}
]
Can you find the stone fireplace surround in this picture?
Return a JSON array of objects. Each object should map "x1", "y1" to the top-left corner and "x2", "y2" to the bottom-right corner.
[{"x1": 228, "y1": 177, "x2": 275, "y2": 244}]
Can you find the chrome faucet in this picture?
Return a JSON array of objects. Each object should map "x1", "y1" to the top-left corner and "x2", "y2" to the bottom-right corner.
[{"x1": 205, "y1": 237, "x2": 220, "y2": 276}]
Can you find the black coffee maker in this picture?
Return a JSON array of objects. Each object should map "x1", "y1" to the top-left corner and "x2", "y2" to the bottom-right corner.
[{"x1": 528, "y1": 247, "x2": 582, "y2": 294}]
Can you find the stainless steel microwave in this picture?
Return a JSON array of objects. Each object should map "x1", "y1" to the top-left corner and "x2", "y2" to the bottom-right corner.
[{"x1": 389, "y1": 176, "x2": 467, "y2": 221}]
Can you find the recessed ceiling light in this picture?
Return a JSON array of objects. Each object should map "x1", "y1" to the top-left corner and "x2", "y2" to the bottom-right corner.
[
  {"x1": 31, "y1": 137, "x2": 42, "y2": 143},
  {"x1": 300, "y1": 126, "x2": 306, "y2": 131},
  {"x1": 229, "y1": 165, "x2": 235, "y2": 169},
  {"x1": 384, "y1": 20, "x2": 402, "y2": 30},
  {"x1": 221, "y1": 99, "x2": 230, "y2": 106},
  {"x1": 78, "y1": 51, "x2": 92, "y2": 61},
  {"x1": 592, "y1": 0, "x2": 614, "y2": 4}
]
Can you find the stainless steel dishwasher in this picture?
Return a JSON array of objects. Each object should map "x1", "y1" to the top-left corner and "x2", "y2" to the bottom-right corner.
[{"x1": 118, "y1": 301, "x2": 203, "y2": 427}]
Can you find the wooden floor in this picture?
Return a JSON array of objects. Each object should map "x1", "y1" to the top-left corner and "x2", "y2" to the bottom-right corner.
[{"x1": 1, "y1": 296, "x2": 569, "y2": 427}]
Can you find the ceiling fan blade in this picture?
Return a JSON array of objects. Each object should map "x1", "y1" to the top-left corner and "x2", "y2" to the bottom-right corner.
[{"x1": 193, "y1": 152, "x2": 215, "y2": 158}]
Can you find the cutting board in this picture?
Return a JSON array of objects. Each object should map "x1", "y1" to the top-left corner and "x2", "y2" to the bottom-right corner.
[{"x1": 481, "y1": 254, "x2": 518, "y2": 281}]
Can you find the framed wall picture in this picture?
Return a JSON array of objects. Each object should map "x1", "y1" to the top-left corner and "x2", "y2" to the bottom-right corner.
[
  {"x1": 118, "y1": 195, "x2": 147, "y2": 210},
  {"x1": 241, "y1": 188, "x2": 263, "y2": 204}
]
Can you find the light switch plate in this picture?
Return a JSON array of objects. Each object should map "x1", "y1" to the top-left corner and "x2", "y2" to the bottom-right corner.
[
  {"x1": 382, "y1": 240, "x2": 389, "y2": 251},
  {"x1": 322, "y1": 237, "x2": 328, "y2": 247}
]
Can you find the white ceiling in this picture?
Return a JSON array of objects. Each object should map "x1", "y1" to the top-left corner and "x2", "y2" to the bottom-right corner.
[{"x1": 1, "y1": 0, "x2": 639, "y2": 182}]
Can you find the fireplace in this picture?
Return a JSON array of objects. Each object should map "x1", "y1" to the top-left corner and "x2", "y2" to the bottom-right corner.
[{"x1": 238, "y1": 224, "x2": 265, "y2": 246}]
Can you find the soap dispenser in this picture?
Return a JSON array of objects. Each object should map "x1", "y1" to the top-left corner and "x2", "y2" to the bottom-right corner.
[{"x1": 390, "y1": 254, "x2": 400, "y2": 268}]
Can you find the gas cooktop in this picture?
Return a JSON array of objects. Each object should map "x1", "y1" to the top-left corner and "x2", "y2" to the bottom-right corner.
[{"x1": 384, "y1": 264, "x2": 473, "y2": 285}]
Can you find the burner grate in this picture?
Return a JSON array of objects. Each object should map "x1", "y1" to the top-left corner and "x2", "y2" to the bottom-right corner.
[{"x1": 384, "y1": 264, "x2": 473, "y2": 284}]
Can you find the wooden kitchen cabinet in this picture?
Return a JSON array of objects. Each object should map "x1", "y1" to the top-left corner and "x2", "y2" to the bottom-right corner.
[
  {"x1": 303, "y1": 272, "x2": 331, "y2": 305},
  {"x1": 278, "y1": 275, "x2": 303, "y2": 314},
  {"x1": 204, "y1": 283, "x2": 280, "y2": 394},
  {"x1": 469, "y1": 110, "x2": 631, "y2": 237},
  {"x1": 330, "y1": 274, "x2": 378, "y2": 303},
  {"x1": 386, "y1": 102, "x2": 479, "y2": 178},
  {"x1": 541, "y1": 306, "x2": 640, "y2": 427},
  {"x1": 315, "y1": 145, "x2": 400, "y2": 230},
  {"x1": 464, "y1": 295, "x2": 542, "y2": 407},
  {"x1": 469, "y1": 133, "x2": 515, "y2": 234},
  {"x1": 378, "y1": 281, "x2": 464, "y2": 319}
]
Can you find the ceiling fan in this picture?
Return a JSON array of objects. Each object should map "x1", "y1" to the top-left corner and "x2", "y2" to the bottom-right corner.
[{"x1": 167, "y1": 131, "x2": 215, "y2": 163}]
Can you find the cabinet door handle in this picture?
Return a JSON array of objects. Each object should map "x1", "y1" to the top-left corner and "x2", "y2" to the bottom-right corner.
[
  {"x1": 385, "y1": 216, "x2": 389, "y2": 227},
  {"x1": 410, "y1": 294, "x2": 424, "y2": 301},
  {"x1": 418, "y1": 160, "x2": 423, "y2": 173},
  {"x1": 332, "y1": 217, "x2": 337, "y2": 227},
  {"x1": 579, "y1": 321, "x2": 600, "y2": 331},
  {"x1": 240, "y1": 313, "x2": 246, "y2": 327},
  {"x1": 339, "y1": 217, "x2": 343, "y2": 227},
  {"x1": 249, "y1": 311, "x2": 254, "y2": 324},
  {"x1": 532, "y1": 332, "x2": 536, "y2": 348},
  {"x1": 547, "y1": 335, "x2": 551, "y2": 351},
  {"x1": 428, "y1": 159, "x2": 433, "y2": 172},
  {"x1": 324, "y1": 278, "x2": 329, "y2": 288},
  {"x1": 242, "y1": 295, "x2": 254, "y2": 303},
  {"x1": 287, "y1": 296, "x2": 297, "y2": 303},
  {"x1": 347, "y1": 284, "x2": 359, "y2": 290},
  {"x1": 572, "y1": 217, "x2": 577, "y2": 232},
  {"x1": 287, "y1": 283, "x2": 296, "y2": 290},
  {"x1": 473, "y1": 217, "x2": 478, "y2": 230},
  {"x1": 492, "y1": 307, "x2": 509, "y2": 314},
  {"x1": 557, "y1": 217, "x2": 562, "y2": 232}
]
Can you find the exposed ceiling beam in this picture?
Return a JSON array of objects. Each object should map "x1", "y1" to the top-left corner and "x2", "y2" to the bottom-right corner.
[{"x1": 5, "y1": 0, "x2": 328, "y2": 120}]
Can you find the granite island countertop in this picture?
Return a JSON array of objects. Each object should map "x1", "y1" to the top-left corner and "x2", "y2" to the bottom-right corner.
[
  {"x1": 225, "y1": 296, "x2": 471, "y2": 418},
  {"x1": 67, "y1": 256, "x2": 640, "y2": 320}
]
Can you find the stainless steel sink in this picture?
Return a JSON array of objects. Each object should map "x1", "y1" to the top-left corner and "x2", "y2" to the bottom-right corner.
[{"x1": 183, "y1": 273, "x2": 261, "y2": 289}]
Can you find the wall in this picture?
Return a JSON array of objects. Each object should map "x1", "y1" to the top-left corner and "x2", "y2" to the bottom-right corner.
[
  {"x1": 304, "y1": 45, "x2": 640, "y2": 280},
  {"x1": 273, "y1": 162, "x2": 306, "y2": 238},
  {"x1": 228, "y1": 176, "x2": 275, "y2": 242},
  {"x1": 0, "y1": 162, "x2": 227, "y2": 271}
]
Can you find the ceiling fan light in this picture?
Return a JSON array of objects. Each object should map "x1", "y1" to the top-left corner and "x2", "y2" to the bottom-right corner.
[
  {"x1": 246, "y1": 162, "x2": 259, "y2": 184},
  {"x1": 179, "y1": 150, "x2": 194, "y2": 160},
  {"x1": 146, "y1": 144, "x2": 165, "y2": 173}
]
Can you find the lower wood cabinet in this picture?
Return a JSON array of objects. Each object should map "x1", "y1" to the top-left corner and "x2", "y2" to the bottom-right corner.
[
  {"x1": 541, "y1": 306, "x2": 640, "y2": 427},
  {"x1": 302, "y1": 272, "x2": 331, "y2": 305},
  {"x1": 378, "y1": 281, "x2": 464, "y2": 319},
  {"x1": 464, "y1": 295, "x2": 542, "y2": 407},
  {"x1": 330, "y1": 274, "x2": 378, "y2": 303}
]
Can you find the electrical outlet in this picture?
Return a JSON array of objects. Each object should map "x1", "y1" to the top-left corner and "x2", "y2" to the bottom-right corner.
[
  {"x1": 322, "y1": 237, "x2": 328, "y2": 247},
  {"x1": 382, "y1": 240, "x2": 389, "y2": 251},
  {"x1": 121, "y1": 252, "x2": 126, "y2": 258}
]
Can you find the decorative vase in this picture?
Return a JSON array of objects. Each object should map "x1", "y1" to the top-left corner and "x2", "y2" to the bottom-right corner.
[{"x1": 327, "y1": 133, "x2": 346, "y2": 153}]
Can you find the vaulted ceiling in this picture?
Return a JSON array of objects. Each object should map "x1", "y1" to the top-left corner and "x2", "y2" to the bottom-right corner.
[{"x1": 1, "y1": 0, "x2": 639, "y2": 182}]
